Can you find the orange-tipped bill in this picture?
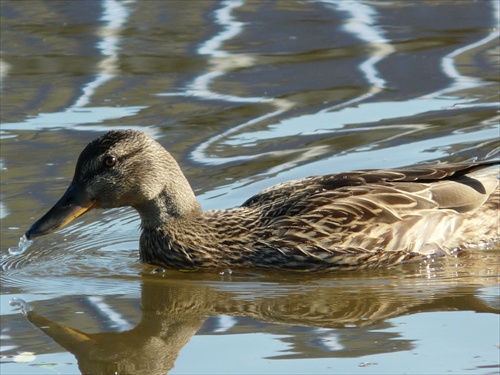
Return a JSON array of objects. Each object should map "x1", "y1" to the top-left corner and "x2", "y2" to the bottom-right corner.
[{"x1": 25, "y1": 182, "x2": 97, "y2": 240}]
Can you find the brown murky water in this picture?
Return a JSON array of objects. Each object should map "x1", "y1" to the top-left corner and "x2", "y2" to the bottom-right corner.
[{"x1": 1, "y1": 1, "x2": 499, "y2": 374}]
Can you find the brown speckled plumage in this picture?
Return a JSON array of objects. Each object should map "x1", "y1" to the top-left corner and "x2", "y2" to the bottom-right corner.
[{"x1": 26, "y1": 130, "x2": 500, "y2": 271}]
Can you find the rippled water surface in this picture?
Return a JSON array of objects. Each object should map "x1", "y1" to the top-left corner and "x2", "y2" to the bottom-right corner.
[{"x1": 1, "y1": 1, "x2": 499, "y2": 374}]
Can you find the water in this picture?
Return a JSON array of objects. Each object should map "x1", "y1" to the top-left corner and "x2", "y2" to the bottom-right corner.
[
  {"x1": 1, "y1": 1, "x2": 499, "y2": 374},
  {"x1": 8, "y1": 298, "x2": 33, "y2": 316},
  {"x1": 7, "y1": 236, "x2": 33, "y2": 256}
]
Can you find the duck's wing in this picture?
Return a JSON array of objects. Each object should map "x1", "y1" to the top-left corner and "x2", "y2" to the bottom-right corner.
[
  {"x1": 238, "y1": 161, "x2": 498, "y2": 263},
  {"x1": 241, "y1": 161, "x2": 499, "y2": 214},
  {"x1": 368, "y1": 160, "x2": 499, "y2": 181},
  {"x1": 356, "y1": 161, "x2": 499, "y2": 213}
]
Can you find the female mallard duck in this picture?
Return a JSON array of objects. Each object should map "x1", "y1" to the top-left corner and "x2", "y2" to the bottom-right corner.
[{"x1": 25, "y1": 130, "x2": 499, "y2": 271}]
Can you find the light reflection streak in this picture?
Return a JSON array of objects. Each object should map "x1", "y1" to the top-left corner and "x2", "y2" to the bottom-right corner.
[
  {"x1": 421, "y1": 0, "x2": 500, "y2": 101},
  {"x1": 162, "y1": 0, "x2": 281, "y2": 104},
  {"x1": 212, "y1": 315, "x2": 238, "y2": 333},
  {"x1": 0, "y1": 58, "x2": 11, "y2": 91},
  {"x1": 1, "y1": 0, "x2": 152, "y2": 134},
  {"x1": 161, "y1": 0, "x2": 294, "y2": 164},
  {"x1": 193, "y1": 0, "x2": 498, "y2": 172},
  {"x1": 86, "y1": 296, "x2": 133, "y2": 331},
  {"x1": 317, "y1": 0, "x2": 395, "y2": 112},
  {"x1": 70, "y1": 0, "x2": 131, "y2": 109}
]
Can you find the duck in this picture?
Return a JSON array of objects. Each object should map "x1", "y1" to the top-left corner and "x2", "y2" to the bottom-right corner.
[{"x1": 25, "y1": 129, "x2": 499, "y2": 271}]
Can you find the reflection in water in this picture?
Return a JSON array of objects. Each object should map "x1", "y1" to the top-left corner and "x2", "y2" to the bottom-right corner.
[
  {"x1": 10, "y1": 266, "x2": 499, "y2": 375},
  {"x1": 186, "y1": 0, "x2": 275, "y2": 104},
  {"x1": 190, "y1": 0, "x2": 499, "y2": 170},
  {"x1": 0, "y1": 0, "x2": 150, "y2": 134},
  {"x1": 0, "y1": 58, "x2": 11, "y2": 90},
  {"x1": 71, "y1": 0, "x2": 130, "y2": 108},
  {"x1": 168, "y1": 0, "x2": 296, "y2": 165},
  {"x1": 319, "y1": 0, "x2": 394, "y2": 106},
  {"x1": 421, "y1": 0, "x2": 500, "y2": 100}
]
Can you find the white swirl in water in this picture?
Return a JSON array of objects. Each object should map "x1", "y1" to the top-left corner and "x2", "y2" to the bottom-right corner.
[
  {"x1": 9, "y1": 297, "x2": 33, "y2": 315},
  {"x1": 7, "y1": 235, "x2": 33, "y2": 255}
]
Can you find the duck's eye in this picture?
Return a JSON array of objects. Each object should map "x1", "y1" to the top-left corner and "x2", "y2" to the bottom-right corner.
[{"x1": 103, "y1": 155, "x2": 117, "y2": 168}]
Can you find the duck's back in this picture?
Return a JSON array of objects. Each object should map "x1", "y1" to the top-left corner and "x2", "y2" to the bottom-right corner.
[{"x1": 231, "y1": 161, "x2": 499, "y2": 269}]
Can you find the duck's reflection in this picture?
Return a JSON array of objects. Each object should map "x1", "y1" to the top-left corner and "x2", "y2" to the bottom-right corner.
[{"x1": 22, "y1": 271, "x2": 498, "y2": 375}]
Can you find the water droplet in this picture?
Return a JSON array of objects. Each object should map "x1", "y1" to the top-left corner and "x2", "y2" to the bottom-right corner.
[
  {"x1": 219, "y1": 268, "x2": 233, "y2": 276},
  {"x1": 9, "y1": 297, "x2": 33, "y2": 315},
  {"x1": 151, "y1": 268, "x2": 166, "y2": 274},
  {"x1": 7, "y1": 235, "x2": 33, "y2": 256},
  {"x1": 13, "y1": 352, "x2": 36, "y2": 363},
  {"x1": 359, "y1": 362, "x2": 377, "y2": 367}
]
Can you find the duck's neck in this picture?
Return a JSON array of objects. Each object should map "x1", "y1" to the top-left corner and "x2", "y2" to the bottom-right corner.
[
  {"x1": 136, "y1": 192, "x2": 209, "y2": 269},
  {"x1": 134, "y1": 184, "x2": 202, "y2": 230}
]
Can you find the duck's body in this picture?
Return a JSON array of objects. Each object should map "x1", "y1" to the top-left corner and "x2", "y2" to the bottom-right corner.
[
  {"x1": 140, "y1": 163, "x2": 499, "y2": 271},
  {"x1": 26, "y1": 130, "x2": 499, "y2": 271}
]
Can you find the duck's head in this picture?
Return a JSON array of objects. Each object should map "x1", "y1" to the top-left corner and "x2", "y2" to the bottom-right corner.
[{"x1": 25, "y1": 130, "x2": 199, "y2": 239}]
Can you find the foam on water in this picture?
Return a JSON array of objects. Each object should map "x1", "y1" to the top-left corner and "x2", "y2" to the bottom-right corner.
[
  {"x1": 7, "y1": 235, "x2": 32, "y2": 256},
  {"x1": 9, "y1": 298, "x2": 33, "y2": 316}
]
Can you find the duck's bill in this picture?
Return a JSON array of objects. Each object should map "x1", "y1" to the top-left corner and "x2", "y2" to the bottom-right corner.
[{"x1": 25, "y1": 182, "x2": 97, "y2": 240}]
